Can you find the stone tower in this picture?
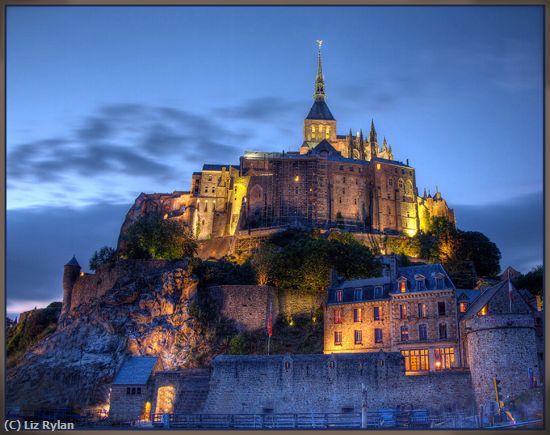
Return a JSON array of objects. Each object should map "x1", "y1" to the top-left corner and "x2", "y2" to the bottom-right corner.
[
  {"x1": 462, "y1": 281, "x2": 540, "y2": 410},
  {"x1": 61, "y1": 255, "x2": 81, "y2": 318},
  {"x1": 303, "y1": 40, "x2": 337, "y2": 145}
]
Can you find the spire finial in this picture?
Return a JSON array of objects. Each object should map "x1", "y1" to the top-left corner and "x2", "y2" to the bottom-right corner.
[
  {"x1": 369, "y1": 119, "x2": 377, "y2": 143},
  {"x1": 313, "y1": 40, "x2": 326, "y2": 102}
]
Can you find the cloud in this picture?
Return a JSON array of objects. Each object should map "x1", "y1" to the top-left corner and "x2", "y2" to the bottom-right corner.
[
  {"x1": 454, "y1": 191, "x2": 543, "y2": 274},
  {"x1": 217, "y1": 96, "x2": 301, "y2": 122},
  {"x1": 7, "y1": 104, "x2": 252, "y2": 208},
  {"x1": 6, "y1": 202, "x2": 131, "y2": 318}
]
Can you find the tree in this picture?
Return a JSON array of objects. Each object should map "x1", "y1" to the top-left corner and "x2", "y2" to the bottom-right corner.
[
  {"x1": 456, "y1": 231, "x2": 501, "y2": 278},
  {"x1": 251, "y1": 244, "x2": 278, "y2": 285},
  {"x1": 120, "y1": 212, "x2": 197, "y2": 260},
  {"x1": 513, "y1": 265, "x2": 543, "y2": 299},
  {"x1": 89, "y1": 246, "x2": 117, "y2": 271}
]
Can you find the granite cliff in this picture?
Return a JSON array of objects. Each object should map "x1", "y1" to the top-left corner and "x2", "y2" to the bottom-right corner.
[{"x1": 6, "y1": 261, "x2": 224, "y2": 412}]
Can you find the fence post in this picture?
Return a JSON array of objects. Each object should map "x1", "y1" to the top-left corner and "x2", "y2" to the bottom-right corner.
[{"x1": 361, "y1": 383, "x2": 368, "y2": 428}]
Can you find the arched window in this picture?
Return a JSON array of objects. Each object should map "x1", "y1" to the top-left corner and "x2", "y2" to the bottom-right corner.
[
  {"x1": 398, "y1": 179, "x2": 404, "y2": 190},
  {"x1": 311, "y1": 125, "x2": 316, "y2": 140},
  {"x1": 326, "y1": 126, "x2": 331, "y2": 139}
]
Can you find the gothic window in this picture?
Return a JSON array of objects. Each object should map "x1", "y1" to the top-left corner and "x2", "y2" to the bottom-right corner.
[
  {"x1": 334, "y1": 331, "x2": 342, "y2": 345},
  {"x1": 400, "y1": 325, "x2": 409, "y2": 342},
  {"x1": 438, "y1": 302, "x2": 446, "y2": 316},
  {"x1": 439, "y1": 323, "x2": 447, "y2": 339},
  {"x1": 398, "y1": 179, "x2": 404, "y2": 190},
  {"x1": 311, "y1": 125, "x2": 316, "y2": 140},
  {"x1": 204, "y1": 202, "x2": 208, "y2": 212},
  {"x1": 355, "y1": 330, "x2": 363, "y2": 344},
  {"x1": 353, "y1": 308, "x2": 362, "y2": 322},
  {"x1": 374, "y1": 329, "x2": 383, "y2": 343},
  {"x1": 326, "y1": 126, "x2": 330, "y2": 139},
  {"x1": 419, "y1": 324, "x2": 428, "y2": 340}
]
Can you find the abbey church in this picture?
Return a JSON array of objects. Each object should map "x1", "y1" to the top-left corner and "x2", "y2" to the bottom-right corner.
[{"x1": 121, "y1": 42, "x2": 455, "y2": 243}]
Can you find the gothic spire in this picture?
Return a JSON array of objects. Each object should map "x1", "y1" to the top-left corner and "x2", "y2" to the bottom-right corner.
[
  {"x1": 369, "y1": 119, "x2": 377, "y2": 143},
  {"x1": 313, "y1": 40, "x2": 326, "y2": 102},
  {"x1": 383, "y1": 136, "x2": 388, "y2": 151}
]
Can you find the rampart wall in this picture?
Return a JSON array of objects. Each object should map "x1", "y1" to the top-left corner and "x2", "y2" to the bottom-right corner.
[{"x1": 202, "y1": 353, "x2": 475, "y2": 414}]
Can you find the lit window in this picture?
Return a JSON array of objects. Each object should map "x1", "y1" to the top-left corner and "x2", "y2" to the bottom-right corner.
[
  {"x1": 354, "y1": 288, "x2": 362, "y2": 301},
  {"x1": 399, "y1": 304, "x2": 407, "y2": 320},
  {"x1": 376, "y1": 163, "x2": 381, "y2": 170},
  {"x1": 353, "y1": 308, "x2": 362, "y2": 322},
  {"x1": 334, "y1": 309, "x2": 342, "y2": 324},
  {"x1": 479, "y1": 305, "x2": 489, "y2": 316},
  {"x1": 400, "y1": 325, "x2": 409, "y2": 342},
  {"x1": 334, "y1": 331, "x2": 342, "y2": 345},
  {"x1": 419, "y1": 324, "x2": 428, "y2": 341},
  {"x1": 355, "y1": 330, "x2": 363, "y2": 344},
  {"x1": 336, "y1": 290, "x2": 343, "y2": 302},
  {"x1": 434, "y1": 347, "x2": 455, "y2": 370},
  {"x1": 374, "y1": 329, "x2": 383, "y2": 343},
  {"x1": 459, "y1": 302, "x2": 468, "y2": 313},
  {"x1": 399, "y1": 280, "x2": 407, "y2": 293},
  {"x1": 438, "y1": 301, "x2": 446, "y2": 316},
  {"x1": 373, "y1": 306, "x2": 381, "y2": 321},
  {"x1": 401, "y1": 349, "x2": 429, "y2": 371},
  {"x1": 294, "y1": 175, "x2": 300, "y2": 182},
  {"x1": 326, "y1": 126, "x2": 330, "y2": 139},
  {"x1": 439, "y1": 323, "x2": 447, "y2": 339},
  {"x1": 418, "y1": 303, "x2": 427, "y2": 319}
]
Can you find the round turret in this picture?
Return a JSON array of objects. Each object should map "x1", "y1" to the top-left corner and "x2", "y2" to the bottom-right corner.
[{"x1": 61, "y1": 255, "x2": 81, "y2": 317}]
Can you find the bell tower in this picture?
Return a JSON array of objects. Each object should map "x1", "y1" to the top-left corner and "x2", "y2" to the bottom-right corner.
[{"x1": 303, "y1": 40, "x2": 337, "y2": 147}]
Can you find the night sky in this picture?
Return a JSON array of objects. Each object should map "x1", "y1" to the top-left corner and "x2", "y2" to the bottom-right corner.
[{"x1": 6, "y1": 6, "x2": 543, "y2": 318}]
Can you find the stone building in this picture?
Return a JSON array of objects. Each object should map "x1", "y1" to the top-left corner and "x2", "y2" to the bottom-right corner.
[
  {"x1": 118, "y1": 43, "x2": 454, "y2": 244},
  {"x1": 323, "y1": 259, "x2": 462, "y2": 372}
]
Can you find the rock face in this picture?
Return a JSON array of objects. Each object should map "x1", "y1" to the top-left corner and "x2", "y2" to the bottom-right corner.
[{"x1": 6, "y1": 261, "x2": 215, "y2": 412}]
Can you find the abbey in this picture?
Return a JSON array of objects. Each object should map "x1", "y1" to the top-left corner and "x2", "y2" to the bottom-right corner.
[{"x1": 120, "y1": 42, "x2": 455, "y2": 243}]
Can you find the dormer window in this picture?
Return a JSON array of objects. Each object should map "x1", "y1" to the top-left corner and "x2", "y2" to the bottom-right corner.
[
  {"x1": 459, "y1": 302, "x2": 468, "y2": 313},
  {"x1": 374, "y1": 286, "x2": 383, "y2": 299},
  {"x1": 415, "y1": 275, "x2": 426, "y2": 291},
  {"x1": 398, "y1": 278, "x2": 407, "y2": 293},
  {"x1": 435, "y1": 273, "x2": 445, "y2": 289},
  {"x1": 354, "y1": 288, "x2": 363, "y2": 301},
  {"x1": 336, "y1": 290, "x2": 343, "y2": 302}
]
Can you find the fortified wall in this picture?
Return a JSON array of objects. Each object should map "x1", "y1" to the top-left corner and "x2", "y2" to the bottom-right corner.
[{"x1": 202, "y1": 353, "x2": 475, "y2": 414}]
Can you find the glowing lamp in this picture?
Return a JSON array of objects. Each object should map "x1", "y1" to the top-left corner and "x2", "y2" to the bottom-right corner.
[
  {"x1": 435, "y1": 361, "x2": 441, "y2": 368},
  {"x1": 294, "y1": 175, "x2": 300, "y2": 182}
]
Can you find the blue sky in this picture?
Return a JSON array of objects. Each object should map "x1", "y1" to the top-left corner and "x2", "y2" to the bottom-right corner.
[{"x1": 6, "y1": 6, "x2": 544, "y2": 317}]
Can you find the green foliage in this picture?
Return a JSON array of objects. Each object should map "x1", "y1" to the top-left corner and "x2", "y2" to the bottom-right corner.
[
  {"x1": 228, "y1": 334, "x2": 248, "y2": 355},
  {"x1": 190, "y1": 258, "x2": 256, "y2": 286},
  {"x1": 89, "y1": 246, "x2": 117, "y2": 271},
  {"x1": 7, "y1": 302, "x2": 62, "y2": 367},
  {"x1": 120, "y1": 212, "x2": 197, "y2": 260},
  {"x1": 456, "y1": 231, "x2": 501, "y2": 278},
  {"x1": 251, "y1": 230, "x2": 381, "y2": 295},
  {"x1": 513, "y1": 265, "x2": 543, "y2": 298}
]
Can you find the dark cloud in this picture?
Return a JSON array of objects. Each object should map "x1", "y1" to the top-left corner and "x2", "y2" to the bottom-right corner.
[
  {"x1": 217, "y1": 97, "x2": 302, "y2": 122},
  {"x1": 454, "y1": 191, "x2": 543, "y2": 274},
  {"x1": 7, "y1": 104, "x2": 252, "y2": 200},
  {"x1": 7, "y1": 203, "x2": 131, "y2": 318}
]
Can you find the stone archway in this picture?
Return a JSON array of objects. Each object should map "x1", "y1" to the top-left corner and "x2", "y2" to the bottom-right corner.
[{"x1": 155, "y1": 385, "x2": 175, "y2": 415}]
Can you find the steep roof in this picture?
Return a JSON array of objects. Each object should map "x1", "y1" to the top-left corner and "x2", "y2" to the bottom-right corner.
[
  {"x1": 499, "y1": 266, "x2": 522, "y2": 281},
  {"x1": 456, "y1": 289, "x2": 482, "y2": 303},
  {"x1": 112, "y1": 356, "x2": 159, "y2": 385},
  {"x1": 65, "y1": 256, "x2": 80, "y2": 267},
  {"x1": 396, "y1": 264, "x2": 456, "y2": 292},
  {"x1": 305, "y1": 100, "x2": 335, "y2": 120},
  {"x1": 309, "y1": 139, "x2": 340, "y2": 156}
]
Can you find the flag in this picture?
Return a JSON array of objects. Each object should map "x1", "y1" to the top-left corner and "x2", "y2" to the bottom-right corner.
[
  {"x1": 267, "y1": 301, "x2": 273, "y2": 338},
  {"x1": 508, "y1": 279, "x2": 513, "y2": 301}
]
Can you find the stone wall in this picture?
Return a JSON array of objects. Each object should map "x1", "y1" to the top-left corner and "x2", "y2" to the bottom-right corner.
[
  {"x1": 202, "y1": 353, "x2": 475, "y2": 415},
  {"x1": 109, "y1": 384, "x2": 151, "y2": 422},
  {"x1": 208, "y1": 285, "x2": 279, "y2": 332},
  {"x1": 151, "y1": 369, "x2": 211, "y2": 415},
  {"x1": 463, "y1": 315, "x2": 540, "y2": 409},
  {"x1": 69, "y1": 260, "x2": 186, "y2": 312}
]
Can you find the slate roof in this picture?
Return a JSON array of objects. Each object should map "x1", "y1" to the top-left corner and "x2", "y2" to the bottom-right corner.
[
  {"x1": 65, "y1": 256, "x2": 80, "y2": 267},
  {"x1": 202, "y1": 164, "x2": 239, "y2": 171},
  {"x1": 371, "y1": 157, "x2": 409, "y2": 168},
  {"x1": 396, "y1": 264, "x2": 456, "y2": 292},
  {"x1": 309, "y1": 139, "x2": 341, "y2": 156},
  {"x1": 456, "y1": 289, "x2": 482, "y2": 303},
  {"x1": 499, "y1": 266, "x2": 522, "y2": 281},
  {"x1": 112, "y1": 356, "x2": 159, "y2": 385},
  {"x1": 305, "y1": 100, "x2": 335, "y2": 120}
]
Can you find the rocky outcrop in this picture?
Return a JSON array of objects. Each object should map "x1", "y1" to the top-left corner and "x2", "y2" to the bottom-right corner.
[{"x1": 6, "y1": 261, "x2": 217, "y2": 412}]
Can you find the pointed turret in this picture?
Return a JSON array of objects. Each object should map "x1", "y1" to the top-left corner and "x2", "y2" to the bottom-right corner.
[
  {"x1": 423, "y1": 188, "x2": 427, "y2": 199},
  {"x1": 369, "y1": 119, "x2": 377, "y2": 144},
  {"x1": 383, "y1": 136, "x2": 388, "y2": 151},
  {"x1": 313, "y1": 40, "x2": 326, "y2": 102}
]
